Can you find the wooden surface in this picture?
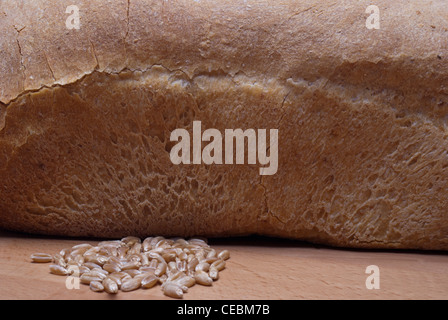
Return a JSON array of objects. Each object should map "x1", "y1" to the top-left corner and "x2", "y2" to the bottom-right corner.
[{"x1": 0, "y1": 230, "x2": 447, "y2": 300}]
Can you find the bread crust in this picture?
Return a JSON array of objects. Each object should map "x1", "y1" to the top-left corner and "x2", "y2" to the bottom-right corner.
[{"x1": 1, "y1": 0, "x2": 447, "y2": 249}]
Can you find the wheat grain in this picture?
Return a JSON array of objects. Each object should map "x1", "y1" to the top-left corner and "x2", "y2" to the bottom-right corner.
[
  {"x1": 59, "y1": 248, "x2": 71, "y2": 259},
  {"x1": 162, "y1": 282, "x2": 183, "y2": 299},
  {"x1": 103, "y1": 262, "x2": 121, "y2": 273},
  {"x1": 31, "y1": 253, "x2": 53, "y2": 263},
  {"x1": 121, "y1": 278, "x2": 141, "y2": 292},
  {"x1": 174, "y1": 275, "x2": 195, "y2": 288},
  {"x1": 121, "y1": 236, "x2": 141, "y2": 246},
  {"x1": 141, "y1": 274, "x2": 158, "y2": 289},
  {"x1": 155, "y1": 261, "x2": 167, "y2": 277},
  {"x1": 162, "y1": 251, "x2": 177, "y2": 262},
  {"x1": 129, "y1": 243, "x2": 142, "y2": 255},
  {"x1": 123, "y1": 269, "x2": 141, "y2": 278},
  {"x1": 52, "y1": 254, "x2": 67, "y2": 267},
  {"x1": 98, "y1": 240, "x2": 122, "y2": 247},
  {"x1": 209, "y1": 266, "x2": 219, "y2": 281},
  {"x1": 168, "y1": 271, "x2": 185, "y2": 282},
  {"x1": 121, "y1": 261, "x2": 140, "y2": 271},
  {"x1": 117, "y1": 246, "x2": 128, "y2": 259},
  {"x1": 195, "y1": 262, "x2": 210, "y2": 272},
  {"x1": 79, "y1": 266, "x2": 91, "y2": 275},
  {"x1": 139, "y1": 253, "x2": 149, "y2": 266},
  {"x1": 72, "y1": 243, "x2": 93, "y2": 250},
  {"x1": 83, "y1": 262, "x2": 102, "y2": 270},
  {"x1": 203, "y1": 257, "x2": 219, "y2": 264},
  {"x1": 32, "y1": 236, "x2": 229, "y2": 298},
  {"x1": 139, "y1": 266, "x2": 156, "y2": 273},
  {"x1": 176, "y1": 258, "x2": 187, "y2": 272},
  {"x1": 49, "y1": 264, "x2": 68, "y2": 275},
  {"x1": 218, "y1": 250, "x2": 230, "y2": 261},
  {"x1": 187, "y1": 257, "x2": 199, "y2": 271},
  {"x1": 91, "y1": 268, "x2": 109, "y2": 278},
  {"x1": 80, "y1": 272, "x2": 104, "y2": 285},
  {"x1": 142, "y1": 237, "x2": 153, "y2": 252},
  {"x1": 107, "y1": 272, "x2": 127, "y2": 288},
  {"x1": 148, "y1": 259, "x2": 158, "y2": 269},
  {"x1": 211, "y1": 259, "x2": 226, "y2": 271},
  {"x1": 90, "y1": 281, "x2": 104, "y2": 292},
  {"x1": 195, "y1": 270, "x2": 213, "y2": 286},
  {"x1": 206, "y1": 249, "x2": 217, "y2": 258},
  {"x1": 103, "y1": 278, "x2": 119, "y2": 294},
  {"x1": 167, "y1": 261, "x2": 177, "y2": 273}
]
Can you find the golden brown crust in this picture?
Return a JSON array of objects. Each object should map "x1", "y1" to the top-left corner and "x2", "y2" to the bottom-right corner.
[{"x1": 0, "y1": 0, "x2": 447, "y2": 249}]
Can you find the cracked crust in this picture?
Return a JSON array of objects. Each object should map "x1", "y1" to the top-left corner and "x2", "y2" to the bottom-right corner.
[{"x1": 0, "y1": 0, "x2": 447, "y2": 250}]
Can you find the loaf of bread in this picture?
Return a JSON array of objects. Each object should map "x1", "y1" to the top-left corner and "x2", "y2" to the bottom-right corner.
[{"x1": 1, "y1": 0, "x2": 447, "y2": 250}]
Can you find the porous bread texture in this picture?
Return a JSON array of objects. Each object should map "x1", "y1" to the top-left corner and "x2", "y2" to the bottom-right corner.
[{"x1": 0, "y1": 0, "x2": 447, "y2": 250}]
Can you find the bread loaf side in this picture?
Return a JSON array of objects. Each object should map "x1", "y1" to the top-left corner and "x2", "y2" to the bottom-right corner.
[{"x1": 0, "y1": 0, "x2": 447, "y2": 249}]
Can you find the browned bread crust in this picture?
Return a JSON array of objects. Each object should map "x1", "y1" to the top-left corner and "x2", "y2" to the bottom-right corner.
[{"x1": 1, "y1": 0, "x2": 447, "y2": 249}]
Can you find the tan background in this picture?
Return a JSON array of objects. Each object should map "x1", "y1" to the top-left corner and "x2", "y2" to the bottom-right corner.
[{"x1": 0, "y1": 230, "x2": 447, "y2": 300}]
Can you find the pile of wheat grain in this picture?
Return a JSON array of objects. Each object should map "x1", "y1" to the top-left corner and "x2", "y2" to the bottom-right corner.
[{"x1": 31, "y1": 236, "x2": 229, "y2": 298}]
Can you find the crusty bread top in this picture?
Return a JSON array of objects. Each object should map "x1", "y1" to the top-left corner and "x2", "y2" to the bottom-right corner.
[{"x1": 1, "y1": 0, "x2": 447, "y2": 106}]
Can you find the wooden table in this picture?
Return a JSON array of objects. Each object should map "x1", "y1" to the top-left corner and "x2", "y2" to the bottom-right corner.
[{"x1": 0, "y1": 230, "x2": 447, "y2": 300}]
